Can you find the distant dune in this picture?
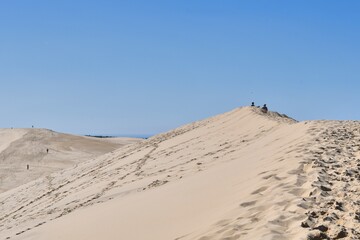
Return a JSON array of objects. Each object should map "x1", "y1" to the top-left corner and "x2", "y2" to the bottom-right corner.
[
  {"x1": 0, "y1": 107, "x2": 359, "y2": 239},
  {"x1": 0, "y1": 128, "x2": 142, "y2": 193}
]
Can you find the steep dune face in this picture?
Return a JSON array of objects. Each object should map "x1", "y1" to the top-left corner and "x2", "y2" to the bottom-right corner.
[
  {"x1": 0, "y1": 129, "x2": 141, "y2": 193},
  {"x1": 0, "y1": 107, "x2": 359, "y2": 240}
]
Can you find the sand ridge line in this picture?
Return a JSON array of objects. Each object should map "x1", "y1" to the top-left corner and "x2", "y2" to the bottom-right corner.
[
  {"x1": 0, "y1": 107, "x2": 286, "y2": 239},
  {"x1": 0, "y1": 107, "x2": 332, "y2": 240}
]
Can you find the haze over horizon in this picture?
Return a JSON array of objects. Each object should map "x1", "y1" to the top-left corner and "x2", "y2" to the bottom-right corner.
[{"x1": 1, "y1": 1, "x2": 359, "y2": 135}]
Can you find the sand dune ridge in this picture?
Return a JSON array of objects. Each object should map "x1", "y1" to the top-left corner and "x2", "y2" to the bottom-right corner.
[{"x1": 0, "y1": 107, "x2": 359, "y2": 240}]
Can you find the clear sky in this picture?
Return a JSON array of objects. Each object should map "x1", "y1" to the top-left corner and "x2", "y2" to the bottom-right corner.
[{"x1": 1, "y1": 1, "x2": 359, "y2": 136}]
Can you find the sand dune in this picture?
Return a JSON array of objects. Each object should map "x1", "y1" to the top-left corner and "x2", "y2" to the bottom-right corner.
[
  {"x1": 0, "y1": 107, "x2": 359, "y2": 239},
  {"x1": 0, "y1": 128, "x2": 141, "y2": 193}
]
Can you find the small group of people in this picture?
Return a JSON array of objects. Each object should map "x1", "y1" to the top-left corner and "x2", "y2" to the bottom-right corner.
[{"x1": 251, "y1": 102, "x2": 268, "y2": 113}]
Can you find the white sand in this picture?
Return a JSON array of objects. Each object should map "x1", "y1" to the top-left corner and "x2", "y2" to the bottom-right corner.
[{"x1": 0, "y1": 107, "x2": 359, "y2": 239}]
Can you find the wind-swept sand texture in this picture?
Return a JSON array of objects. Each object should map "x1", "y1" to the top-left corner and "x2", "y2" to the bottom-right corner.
[
  {"x1": 0, "y1": 107, "x2": 359, "y2": 239},
  {"x1": 0, "y1": 129, "x2": 142, "y2": 193}
]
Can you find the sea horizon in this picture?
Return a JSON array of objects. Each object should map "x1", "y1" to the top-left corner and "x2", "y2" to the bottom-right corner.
[{"x1": 84, "y1": 133, "x2": 154, "y2": 139}]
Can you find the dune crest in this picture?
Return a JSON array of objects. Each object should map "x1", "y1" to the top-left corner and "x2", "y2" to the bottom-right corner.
[{"x1": 0, "y1": 107, "x2": 359, "y2": 240}]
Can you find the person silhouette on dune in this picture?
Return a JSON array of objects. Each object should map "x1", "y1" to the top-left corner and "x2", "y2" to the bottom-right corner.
[{"x1": 261, "y1": 104, "x2": 268, "y2": 113}]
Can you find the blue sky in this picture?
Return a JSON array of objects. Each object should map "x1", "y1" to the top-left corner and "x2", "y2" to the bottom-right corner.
[{"x1": 0, "y1": 1, "x2": 359, "y2": 136}]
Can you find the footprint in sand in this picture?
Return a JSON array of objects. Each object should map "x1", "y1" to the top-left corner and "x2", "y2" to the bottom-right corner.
[
  {"x1": 251, "y1": 186, "x2": 268, "y2": 195},
  {"x1": 240, "y1": 200, "x2": 257, "y2": 207}
]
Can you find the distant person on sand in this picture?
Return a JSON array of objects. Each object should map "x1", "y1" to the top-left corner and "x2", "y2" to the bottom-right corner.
[
  {"x1": 251, "y1": 102, "x2": 255, "y2": 107},
  {"x1": 47, "y1": 149, "x2": 49, "y2": 154},
  {"x1": 261, "y1": 104, "x2": 268, "y2": 113}
]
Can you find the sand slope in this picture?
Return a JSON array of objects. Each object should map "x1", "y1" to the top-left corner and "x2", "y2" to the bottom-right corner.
[
  {"x1": 0, "y1": 128, "x2": 141, "y2": 193},
  {"x1": 0, "y1": 107, "x2": 359, "y2": 240}
]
